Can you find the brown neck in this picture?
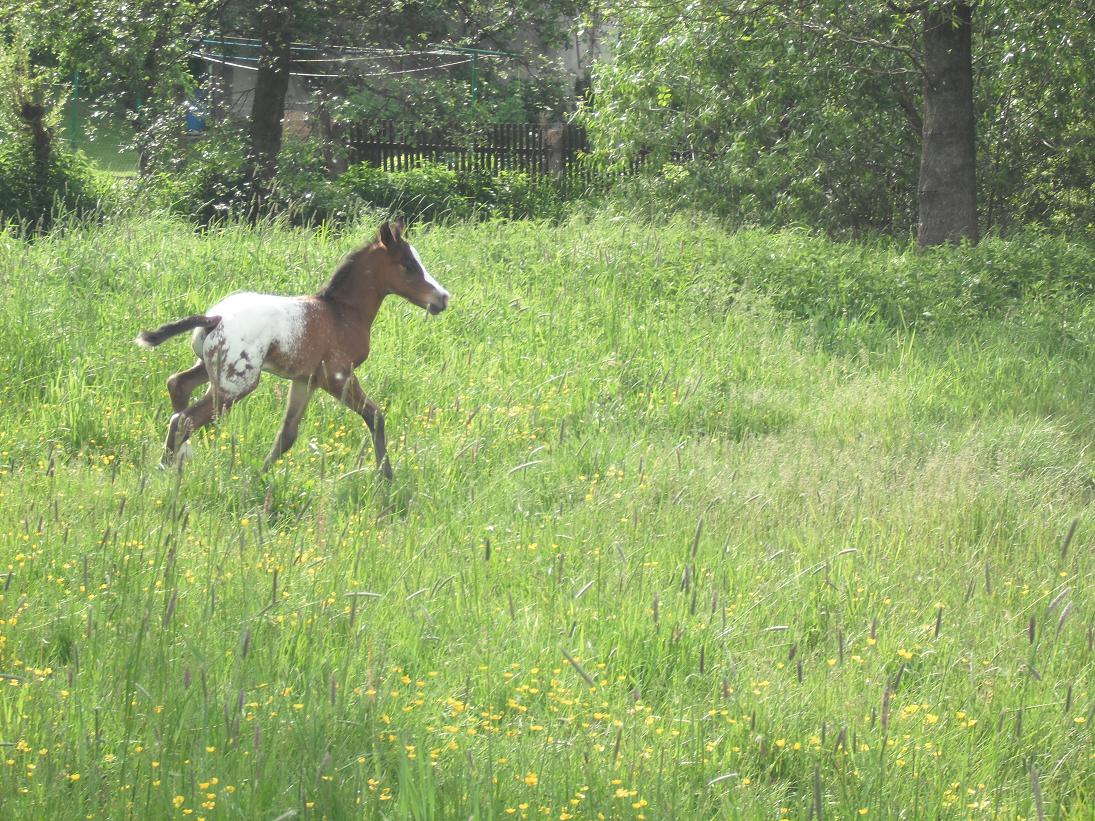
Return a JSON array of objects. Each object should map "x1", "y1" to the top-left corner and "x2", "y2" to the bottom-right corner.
[
  {"x1": 326, "y1": 274, "x2": 384, "y2": 318},
  {"x1": 318, "y1": 247, "x2": 387, "y2": 354},
  {"x1": 319, "y1": 247, "x2": 387, "y2": 308}
]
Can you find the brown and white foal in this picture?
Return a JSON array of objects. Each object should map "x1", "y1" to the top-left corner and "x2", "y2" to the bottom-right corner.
[{"x1": 136, "y1": 219, "x2": 449, "y2": 476}]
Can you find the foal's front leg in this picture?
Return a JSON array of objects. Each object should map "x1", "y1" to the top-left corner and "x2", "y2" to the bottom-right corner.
[
  {"x1": 320, "y1": 370, "x2": 393, "y2": 479},
  {"x1": 263, "y1": 378, "x2": 315, "y2": 470}
]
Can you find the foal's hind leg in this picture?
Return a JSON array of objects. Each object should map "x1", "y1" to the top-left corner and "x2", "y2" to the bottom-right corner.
[
  {"x1": 320, "y1": 371, "x2": 392, "y2": 479},
  {"x1": 162, "y1": 385, "x2": 252, "y2": 466},
  {"x1": 163, "y1": 390, "x2": 217, "y2": 466},
  {"x1": 167, "y1": 360, "x2": 209, "y2": 413},
  {"x1": 263, "y1": 378, "x2": 315, "y2": 470}
]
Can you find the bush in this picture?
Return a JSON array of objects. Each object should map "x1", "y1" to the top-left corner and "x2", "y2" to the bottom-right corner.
[
  {"x1": 149, "y1": 129, "x2": 355, "y2": 226},
  {"x1": 148, "y1": 126, "x2": 254, "y2": 223},
  {"x1": 0, "y1": 34, "x2": 113, "y2": 232},
  {"x1": 338, "y1": 161, "x2": 469, "y2": 222},
  {"x1": 0, "y1": 141, "x2": 112, "y2": 232},
  {"x1": 603, "y1": 158, "x2": 917, "y2": 241},
  {"x1": 149, "y1": 122, "x2": 602, "y2": 226},
  {"x1": 338, "y1": 160, "x2": 594, "y2": 223}
]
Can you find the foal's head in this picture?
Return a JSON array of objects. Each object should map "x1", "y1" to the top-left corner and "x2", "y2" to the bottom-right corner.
[{"x1": 371, "y1": 219, "x2": 450, "y2": 314}]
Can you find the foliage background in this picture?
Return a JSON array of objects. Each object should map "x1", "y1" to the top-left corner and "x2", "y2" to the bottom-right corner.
[{"x1": 586, "y1": 2, "x2": 1095, "y2": 237}]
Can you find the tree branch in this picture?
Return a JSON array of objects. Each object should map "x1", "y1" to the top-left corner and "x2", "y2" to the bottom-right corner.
[
  {"x1": 886, "y1": 1, "x2": 929, "y2": 15},
  {"x1": 774, "y1": 11, "x2": 925, "y2": 76}
]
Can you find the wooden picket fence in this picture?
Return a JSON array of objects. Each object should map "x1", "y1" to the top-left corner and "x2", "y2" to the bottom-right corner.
[{"x1": 347, "y1": 121, "x2": 595, "y2": 177}]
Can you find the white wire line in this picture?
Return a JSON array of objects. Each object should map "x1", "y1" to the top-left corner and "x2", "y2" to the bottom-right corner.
[
  {"x1": 356, "y1": 57, "x2": 473, "y2": 77},
  {"x1": 189, "y1": 52, "x2": 473, "y2": 79},
  {"x1": 191, "y1": 52, "x2": 340, "y2": 77},
  {"x1": 198, "y1": 38, "x2": 506, "y2": 62},
  {"x1": 200, "y1": 50, "x2": 490, "y2": 64},
  {"x1": 292, "y1": 50, "x2": 501, "y2": 63}
]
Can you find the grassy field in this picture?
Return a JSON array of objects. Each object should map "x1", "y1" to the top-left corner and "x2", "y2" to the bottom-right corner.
[{"x1": 0, "y1": 213, "x2": 1093, "y2": 819}]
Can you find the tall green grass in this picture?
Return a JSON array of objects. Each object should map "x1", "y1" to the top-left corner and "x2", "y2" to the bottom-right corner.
[{"x1": 0, "y1": 213, "x2": 1093, "y2": 819}]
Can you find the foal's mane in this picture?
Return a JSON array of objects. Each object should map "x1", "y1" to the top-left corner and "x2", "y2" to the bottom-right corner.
[{"x1": 316, "y1": 243, "x2": 377, "y2": 301}]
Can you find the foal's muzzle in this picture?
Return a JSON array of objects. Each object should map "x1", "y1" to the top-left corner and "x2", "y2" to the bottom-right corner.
[{"x1": 428, "y1": 292, "x2": 449, "y2": 315}]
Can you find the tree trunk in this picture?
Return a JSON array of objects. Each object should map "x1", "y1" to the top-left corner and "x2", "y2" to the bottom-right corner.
[
  {"x1": 248, "y1": 3, "x2": 293, "y2": 190},
  {"x1": 18, "y1": 101, "x2": 52, "y2": 173},
  {"x1": 917, "y1": 1, "x2": 978, "y2": 247},
  {"x1": 134, "y1": 31, "x2": 166, "y2": 176}
]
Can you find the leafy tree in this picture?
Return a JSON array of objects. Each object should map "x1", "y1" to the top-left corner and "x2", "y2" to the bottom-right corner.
[
  {"x1": 589, "y1": 1, "x2": 1095, "y2": 242},
  {"x1": 5, "y1": 0, "x2": 225, "y2": 172},
  {"x1": 247, "y1": 1, "x2": 294, "y2": 188},
  {"x1": 784, "y1": 2, "x2": 979, "y2": 245},
  {"x1": 0, "y1": 31, "x2": 61, "y2": 171},
  {"x1": 917, "y1": 2, "x2": 977, "y2": 245},
  {"x1": 239, "y1": 0, "x2": 586, "y2": 186},
  {"x1": 6, "y1": 0, "x2": 588, "y2": 193},
  {"x1": 974, "y1": 4, "x2": 1095, "y2": 232},
  {"x1": 0, "y1": 30, "x2": 111, "y2": 230}
]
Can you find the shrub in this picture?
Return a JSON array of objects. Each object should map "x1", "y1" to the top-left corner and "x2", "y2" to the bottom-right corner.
[
  {"x1": 151, "y1": 124, "x2": 601, "y2": 227},
  {"x1": 0, "y1": 141, "x2": 111, "y2": 232},
  {"x1": 0, "y1": 37, "x2": 113, "y2": 232},
  {"x1": 602, "y1": 158, "x2": 915, "y2": 241},
  {"x1": 150, "y1": 130, "x2": 357, "y2": 226},
  {"x1": 338, "y1": 160, "x2": 594, "y2": 223},
  {"x1": 338, "y1": 161, "x2": 470, "y2": 222},
  {"x1": 148, "y1": 126, "x2": 254, "y2": 223}
]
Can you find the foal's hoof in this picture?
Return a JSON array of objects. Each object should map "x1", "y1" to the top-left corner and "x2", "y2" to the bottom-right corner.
[{"x1": 160, "y1": 442, "x2": 194, "y2": 469}]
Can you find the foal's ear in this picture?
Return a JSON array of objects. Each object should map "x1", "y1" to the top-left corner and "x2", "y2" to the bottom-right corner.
[
  {"x1": 378, "y1": 218, "x2": 406, "y2": 250},
  {"x1": 378, "y1": 221, "x2": 394, "y2": 249}
]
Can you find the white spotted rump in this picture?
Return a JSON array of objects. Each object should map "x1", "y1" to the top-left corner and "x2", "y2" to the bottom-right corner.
[{"x1": 195, "y1": 292, "x2": 307, "y2": 398}]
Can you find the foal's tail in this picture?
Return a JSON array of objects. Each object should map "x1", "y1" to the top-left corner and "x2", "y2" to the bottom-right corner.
[{"x1": 135, "y1": 315, "x2": 221, "y2": 348}]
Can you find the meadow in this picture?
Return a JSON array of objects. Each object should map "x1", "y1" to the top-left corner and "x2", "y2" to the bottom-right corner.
[{"x1": 0, "y1": 213, "x2": 1093, "y2": 819}]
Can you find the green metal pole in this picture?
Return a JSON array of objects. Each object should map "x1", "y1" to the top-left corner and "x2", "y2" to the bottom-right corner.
[
  {"x1": 70, "y1": 71, "x2": 81, "y2": 146},
  {"x1": 470, "y1": 53, "x2": 478, "y2": 107}
]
